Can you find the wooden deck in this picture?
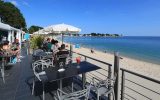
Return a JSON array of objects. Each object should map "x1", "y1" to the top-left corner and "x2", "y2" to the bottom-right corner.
[
  {"x1": 0, "y1": 48, "x2": 102, "y2": 100},
  {"x1": 0, "y1": 49, "x2": 75, "y2": 100}
]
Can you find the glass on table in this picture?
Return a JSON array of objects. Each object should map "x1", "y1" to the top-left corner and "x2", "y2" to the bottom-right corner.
[{"x1": 76, "y1": 57, "x2": 81, "y2": 68}]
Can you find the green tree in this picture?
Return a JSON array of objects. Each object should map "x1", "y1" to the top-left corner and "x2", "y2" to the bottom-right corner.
[
  {"x1": 0, "y1": 0, "x2": 27, "y2": 30},
  {"x1": 105, "y1": 33, "x2": 110, "y2": 36},
  {"x1": 28, "y1": 25, "x2": 43, "y2": 34},
  {"x1": 91, "y1": 33, "x2": 97, "y2": 36}
]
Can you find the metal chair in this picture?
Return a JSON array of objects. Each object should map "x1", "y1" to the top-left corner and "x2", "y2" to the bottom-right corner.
[
  {"x1": 55, "y1": 52, "x2": 69, "y2": 68},
  {"x1": 33, "y1": 49, "x2": 44, "y2": 55},
  {"x1": 56, "y1": 53, "x2": 75, "y2": 92},
  {"x1": 56, "y1": 82, "x2": 91, "y2": 100},
  {"x1": 41, "y1": 57, "x2": 54, "y2": 67},
  {"x1": 91, "y1": 75, "x2": 116, "y2": 100},
  {"x1": 32, "y1": 60, "x2": 49, "y2": 100}
]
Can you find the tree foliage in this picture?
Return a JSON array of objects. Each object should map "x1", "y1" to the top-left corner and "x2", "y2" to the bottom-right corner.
[
  {"x1": 0, "y1": 0, "x2": 26, "y2": 29},
  {"x1": 28, "y1": 25, "x2": 43, "y2": 34}
]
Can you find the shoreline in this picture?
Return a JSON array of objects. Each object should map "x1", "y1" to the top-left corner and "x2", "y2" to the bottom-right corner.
[
  {"x1": 62, "y1": 42, "x2": 160, "y2": 80},
  {"x1": 63, "y1": 41, "x2": 160, "y2": 65},
  {"x1": 58, "y1": 36, "x2": 160, "y2": 65}
]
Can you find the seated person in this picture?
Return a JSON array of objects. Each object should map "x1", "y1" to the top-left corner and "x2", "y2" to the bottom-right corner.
[
  {"x1": 55, "y1": 44, "x2": 69, "y2": 68},
  {"x1": 46, "y1": 38, "x2": 52, "y2": 52},
  {"x1": 11, "y1": 39, "x2": 20, "y2": 62},
  {"x1": 52, "y1": 40, "x2": 60, "y2": 56},
  {"x1": 0, "y1": 41, "x2": 18, "y2": 63},
  {"x1": 51, "y1": 39, "x2": 55, "y2": 52},
  {"x1": 0, "y1": 41, "x2": 13, "y2": 55},
  {"x1": 56, "y1": 44, "x2": 69, "y2": 56}
]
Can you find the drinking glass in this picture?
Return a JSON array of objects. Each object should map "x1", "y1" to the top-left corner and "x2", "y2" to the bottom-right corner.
[{"x1": 76, "y1": 57, "x2": 81, "y2": 68}]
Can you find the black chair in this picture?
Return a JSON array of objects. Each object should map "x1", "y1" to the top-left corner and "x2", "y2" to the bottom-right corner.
[
  {"x1": 55, "y1": 50, "x2": 76, "y2": 92},
  {"x1": 55, "y1": 50, "x2": 69, "y2": 69}
]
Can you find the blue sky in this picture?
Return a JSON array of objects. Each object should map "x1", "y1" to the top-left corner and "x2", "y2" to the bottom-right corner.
[{"x1": 5, "y1": 0, "x2": 160, "y2": 36}]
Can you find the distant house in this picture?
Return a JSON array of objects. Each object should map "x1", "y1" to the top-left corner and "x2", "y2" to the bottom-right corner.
[{"x1": 0, "y1": 22, "x2": 24, "y2": 44}]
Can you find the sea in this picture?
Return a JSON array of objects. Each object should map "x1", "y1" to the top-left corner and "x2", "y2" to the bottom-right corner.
[{"x1": 59, "y1": 36, "x2": 160, "y2": 65}]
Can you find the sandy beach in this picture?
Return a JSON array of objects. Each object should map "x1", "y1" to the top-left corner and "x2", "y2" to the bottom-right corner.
[
  {"x1": 65, "y1": 43, "x2": 160, "y2": 99},
  {"x1": 47, "y1": 37, "x2": 160, "y2": 99},
  {"x1": 65, "y1": 43, "x2": 160, "y2": 80}
]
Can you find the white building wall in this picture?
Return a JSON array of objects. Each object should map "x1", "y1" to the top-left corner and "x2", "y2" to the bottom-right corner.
[{"x1": 7, "y1": 30, "x2": 11, "y2": 43}]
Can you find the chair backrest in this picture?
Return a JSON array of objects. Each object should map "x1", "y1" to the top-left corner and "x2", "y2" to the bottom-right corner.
[
  {"x1": 58, "y1": 82, "x2": 91, "y2": 100},
  {"x1": 33, "y1": 49, "x2": 44, "y2": 55},
  {"x1": 92, "y1": 74, "x2": 117, "y2": 89},
  {"x1": 41, "y1": 57, "x2": 53, "y2": 67},
  {"x1": 55, "y1": 50, "x2": 69, "y2": 68},
  {"x1": 32, "y1": 60, "x2": 49, "y2": 80},
  {"x1": 64, "y1": 88, "x2": 90, "y2": 100}
]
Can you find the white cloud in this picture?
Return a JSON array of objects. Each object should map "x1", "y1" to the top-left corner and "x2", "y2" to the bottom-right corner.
[
  {"x1": 22, "y1": 1, "x2": 30, "y2": 7},
  {"x1": 5, "y1": 0, "x2": 30, "y2": 7},
  {"x1": 10, "y1": 0, "x2": 19, "y2": 6},
  {"x1": 4, "y1": 0, "x2": 19, "y2": 6}
]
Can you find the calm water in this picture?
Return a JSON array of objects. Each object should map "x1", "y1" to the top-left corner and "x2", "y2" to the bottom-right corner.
[{"x1": 61, "y1": 36, "x2": 160, "y2": 65}]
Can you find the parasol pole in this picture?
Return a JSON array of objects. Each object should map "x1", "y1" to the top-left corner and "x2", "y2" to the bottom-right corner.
[{"x1": 62, "y1": 33, "x2": 64, "y2": 44}]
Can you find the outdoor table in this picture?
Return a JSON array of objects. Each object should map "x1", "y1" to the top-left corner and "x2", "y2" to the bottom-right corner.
[
  {"x1": 45, "y1": 61, "x2": 101, "y2": 95},
  {"x1": 0, "y1": 54, "x2": 13, "y2": 83}
]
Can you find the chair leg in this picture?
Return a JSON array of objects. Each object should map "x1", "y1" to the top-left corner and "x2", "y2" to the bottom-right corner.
[
  {"x1": 32, "y1": 77, "x2": 35, "y2": 95},
  {"x1": 42, "y1": 82, "x2": 45, "y2": 100},
  {"x1": 1, "y1": 68, "x2": 3, "y2": 83},
  {"x1": 1, "y1": 61, "x2": 5, "y2": 83},
  {"x1": 112, "y1": 90, "x2": 115, "y2": 100},
  {"x1": 97, "y1": 92, "x2": 99, "y2": 100},
  {"x1": 71, "y1": 82, "x2": 74, "y2": 92}
]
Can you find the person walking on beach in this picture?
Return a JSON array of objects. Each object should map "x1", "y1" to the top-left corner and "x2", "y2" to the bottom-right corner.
[{"x1": 91, "y1": 48, "x2": 94, "y2": 53}]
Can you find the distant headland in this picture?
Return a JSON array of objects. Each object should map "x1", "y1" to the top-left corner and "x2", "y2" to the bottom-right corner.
[{"x1": 68, "y1": 33, "x2": 123, "y2": 37}]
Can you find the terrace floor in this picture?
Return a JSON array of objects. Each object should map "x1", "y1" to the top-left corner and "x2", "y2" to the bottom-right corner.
[
  {"x1": 0, "y1": 49, "x2": 72, "y2": 100},
  {"x1": 0, "y1": 48, "x2": 101, "y2": 100}
]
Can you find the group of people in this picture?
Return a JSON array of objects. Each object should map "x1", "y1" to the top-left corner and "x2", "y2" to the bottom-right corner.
[
  {"x1": 0, "y1": 39, "x2": 21, "y2": 63},
  {"x1": 42, "y1": 38, "x2": 59, "y2": 53},
  {"x1": 42, "y1": 38, "x2": 69, "y2": 54},
  {"x1": 41, "y1": 38, "x2": 69, "y2": 67}
]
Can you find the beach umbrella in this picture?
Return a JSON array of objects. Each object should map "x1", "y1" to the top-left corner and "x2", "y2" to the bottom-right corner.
[
  {"x1": 33, "y1": 29, "x2": 48, "y2": 35},
  {"x1": 44, "y1": 23, "x2": 81, "y2": 43}
]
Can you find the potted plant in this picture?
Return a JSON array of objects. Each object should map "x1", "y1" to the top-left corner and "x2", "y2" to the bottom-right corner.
[{"x1": 30, "y1": 35, "x2": 45, "y2": 50}]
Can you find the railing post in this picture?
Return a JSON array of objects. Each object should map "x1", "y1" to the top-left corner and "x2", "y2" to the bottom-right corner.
[
  {"x1": 121, "y1": 70, "x2": 125, "y2": 100},
  {"x1": 62, "y1": 33, "x2": 64, "y2": 44},
  {"x1": 82, "y1": 56, "x2": 87, "y2": 89},
  {"x1": 108, "y1": 65, "x2": 112, "y2": 100},
  {"x1": 84, "y1": 56, "x2": 87, "y2": 61},
  {"x1": 114, "y1": 52, "x2": 120, "y2": 100},
  {"x1": 69, "y1": 44, "x2": 73, "y2": 65}
]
